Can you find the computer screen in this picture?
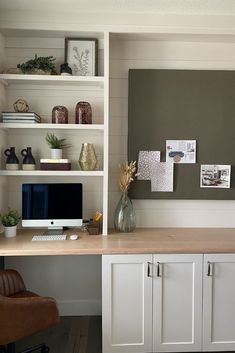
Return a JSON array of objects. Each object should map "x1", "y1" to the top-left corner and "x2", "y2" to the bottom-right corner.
[{"x1": 22, "y1": 183, "x2": 83, "y2": 229}]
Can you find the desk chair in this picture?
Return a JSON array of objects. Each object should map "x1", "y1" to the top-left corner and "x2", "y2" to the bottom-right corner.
[{"x1": 0, "y1": 269, "x2": 59, "y2": 353}]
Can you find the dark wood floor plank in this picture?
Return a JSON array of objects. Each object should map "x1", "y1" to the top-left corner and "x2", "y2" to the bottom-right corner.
[
  {"x1": 86, "y1": 317, "x2": 102, "y2": 353},
  {"x1": 16, "y1": 316, "x2": 102, "y2": 353}
]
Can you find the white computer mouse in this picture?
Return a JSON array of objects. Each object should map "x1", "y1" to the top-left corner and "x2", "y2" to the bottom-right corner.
[{"x1": 70, "y1": 234, "x2": 78, "y2": 240}]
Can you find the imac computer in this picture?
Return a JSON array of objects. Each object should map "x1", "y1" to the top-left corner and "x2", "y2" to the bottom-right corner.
[{"x1": 22, "y1": 183, "x2": 83, "y2": 233}]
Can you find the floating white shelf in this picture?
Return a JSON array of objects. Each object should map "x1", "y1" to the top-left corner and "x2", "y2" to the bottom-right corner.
[
  {"x1": 0, "y1": 170, "x2": 104, "y2": 177},
  {"x1": 0, "y1": 123, "x2": 104, "y2": 130},
  {"x1": 0, "y1": 74, "x2": 104, "y2": 87}
]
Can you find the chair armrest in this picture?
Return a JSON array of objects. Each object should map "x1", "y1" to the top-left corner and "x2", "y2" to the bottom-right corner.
[{"x1": 0, "y1": 296, "x2": 59, "y2": 345}]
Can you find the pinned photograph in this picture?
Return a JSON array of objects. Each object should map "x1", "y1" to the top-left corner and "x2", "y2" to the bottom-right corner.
[
  {"x1": 200, "y1": 165, "x2": 231, "y2": 188},
  {"x1": 166, "y1": 140, "x2": 196, "y2": 163}
]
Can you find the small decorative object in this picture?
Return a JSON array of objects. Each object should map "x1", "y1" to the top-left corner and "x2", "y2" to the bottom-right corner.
[
  {"x1": 4, "y1": 147, "x2": 19, "y2": 170},
  {"x1": 60, "y1": 63, "x2": 72, "y2": 75},
  {"x1": 75, "y1": 101, "x2": 92, "y2": 124},
  {"x1": 46, "y1": 133, "x2": 70, "y2": 159},
  {"x1": 79, "y1": 143, "x2": 97, "y2": 171},
  {"x1": 0, "y1": 208, "x2": 20, "y2": 238},
  {"x1": 13, "y1": 98, "x2": 29, "y2": 113},
  {"x1": 17, "y1": 54, "x2": 57, "y2": 75},
  {"x1": 114, "y1": 161, "x2": 138, "y2": 233},
  {"x1": 52, "y1": 105, "x2": 68, "y2": 124},
  {"x1": 65, "y1": 38, "x2": 98, "y2": 76},
  {"x1": 21, "y1": 147, "x2": 36, "y2": 170}
]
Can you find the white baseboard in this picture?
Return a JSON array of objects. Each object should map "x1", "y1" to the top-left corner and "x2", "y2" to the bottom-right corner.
[{"x1": 57, "y1": 299, "x2": 102, "y2": 316}]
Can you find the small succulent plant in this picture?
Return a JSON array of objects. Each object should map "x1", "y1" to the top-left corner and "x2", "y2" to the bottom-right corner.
[
  {"x1": 0, "y1": 209, "x2": 20, "y2": 227},
  {"x1": 46, "y1": 133, "x2": 69, "y2": 149},
  {"x1": 17, "y1": 54, "x2": 56, "y2": 74}
]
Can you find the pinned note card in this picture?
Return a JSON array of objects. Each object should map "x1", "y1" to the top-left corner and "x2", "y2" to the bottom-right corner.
[
  {"x1": 137, "y1": 151, "x2": 161, "y2": 180},
  {"x1": 150, "y1": 162, "x2": 174, "y2": 192}
]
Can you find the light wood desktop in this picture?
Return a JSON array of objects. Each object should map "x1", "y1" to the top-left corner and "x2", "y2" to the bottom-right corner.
[{"x1": 1, "y1": 228, "x2": 235, "y2": 256}]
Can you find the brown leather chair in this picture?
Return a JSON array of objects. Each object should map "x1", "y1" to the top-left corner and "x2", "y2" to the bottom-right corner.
[{"x1": 0, "y1": 269, "x2": 59, "y2": 353}]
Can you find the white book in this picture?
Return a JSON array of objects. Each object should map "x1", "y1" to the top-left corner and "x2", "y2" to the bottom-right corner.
[
  {"x1": 40, "y1": 159, "x2": 71, "y2": 163},
  {"x1": 2, "y1": 116, "x2": 40, "y2": 121},
  {"x1": 2, "y1": 112, "x2": 41, "y2": 120},
  {"x1": 2, "y1": 119, "x2": 40, "y2": 124}
]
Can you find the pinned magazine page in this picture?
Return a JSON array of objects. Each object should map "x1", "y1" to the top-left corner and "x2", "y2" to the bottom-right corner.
[
  {"x1": 137, "y1": 151, "x2": 161, "y2": 180},
  {"x1": 150, "y1": 162, "x2": 174, "y2": 192},
  {"x1": 166, "y1": 140, "x2": 196, "y2": 163}
]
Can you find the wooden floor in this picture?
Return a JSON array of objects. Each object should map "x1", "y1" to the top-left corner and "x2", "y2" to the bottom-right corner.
[{"x1": 16, "y1": 316, "x2": 102, "y2": 353}]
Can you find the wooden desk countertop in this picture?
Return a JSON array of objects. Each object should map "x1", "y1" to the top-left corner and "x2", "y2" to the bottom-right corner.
[{"x1": 1, "y1": 228, "x2": 235, "y2": 256}]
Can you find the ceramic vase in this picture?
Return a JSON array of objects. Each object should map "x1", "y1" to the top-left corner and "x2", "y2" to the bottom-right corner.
[
  {"x1": 51, "y1": 149, "x2": 62, "y2": 159},
  {"x1": 79, "y1": 143, "x2": 97, "y2": 171},
  {"x1": 4, "y1": 147, "x2": 19, "y2": 170},
  {"x1": 52, "y1": 105, "x2": 68, "y2": 124},
  {"x1": 75, "y1": 101, "x2": 92, "y2": 124},
  {"x1": 21, "y1": 147, "x2": 36, "y2": 170},
  {"x1": 4, "y1": 225, "x2": 17, "y2": 238},
  {"x1": 114, "y1": 192, "x2": 136, "y2": 233}
]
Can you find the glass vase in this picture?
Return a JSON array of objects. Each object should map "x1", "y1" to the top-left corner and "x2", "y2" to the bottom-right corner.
[{"x1": 114, "y1": 192, "x2": 136, "y2": 233}]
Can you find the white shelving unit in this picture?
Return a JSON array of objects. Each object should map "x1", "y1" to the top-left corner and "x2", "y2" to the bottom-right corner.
[
  {"x1": 0, "y1": 170, "x2": 104, "y2": 176},
  {"x1": 0, "y1": 73, "x2": 105, "y2": 87},
  {"x1": 0, "y1": 28, "x2": 109, "y2": 235},
  {"x1": 0, "y1": 123, "x2": 104, "y2": 130}
]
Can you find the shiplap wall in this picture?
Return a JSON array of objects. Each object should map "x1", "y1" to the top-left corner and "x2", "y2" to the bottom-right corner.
[{"x1": 109, "y1": 37, "x2": 235, "y2": 228}]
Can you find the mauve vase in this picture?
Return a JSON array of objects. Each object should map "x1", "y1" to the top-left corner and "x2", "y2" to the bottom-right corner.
[
  {"x1": 52, "y1": 105, "x2": 68, "y2": 124},
  {"x1": 75, "y1": 101, "x2": 92, "y2": 124}
]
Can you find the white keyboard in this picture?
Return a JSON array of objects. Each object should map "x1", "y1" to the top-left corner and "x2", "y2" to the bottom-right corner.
[{"x1": 32, "y1": 234, "x2": 67, "y2": 241}]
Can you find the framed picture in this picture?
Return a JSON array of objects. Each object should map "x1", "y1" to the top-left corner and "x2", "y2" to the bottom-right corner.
[{"x1": 65, "y1": 38, "x2": 98, "y2": 76}]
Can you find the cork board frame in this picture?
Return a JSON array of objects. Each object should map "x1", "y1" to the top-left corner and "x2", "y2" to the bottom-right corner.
[{"x1": 128, "y1": 69, "x2": 235, "y2": 199}]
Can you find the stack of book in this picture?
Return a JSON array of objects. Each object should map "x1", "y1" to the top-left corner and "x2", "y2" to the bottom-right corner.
[
  {"x1": 40, "y1": 159, "x2": 71, "y2": 171},
  {"x1": 1, "y1": 112, "x2": 41, "y2": 124}
]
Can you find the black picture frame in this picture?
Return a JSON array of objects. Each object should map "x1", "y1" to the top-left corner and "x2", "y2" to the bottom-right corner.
[{"x1": 65, "y1": 37, "x2": 98, "y2": 76}]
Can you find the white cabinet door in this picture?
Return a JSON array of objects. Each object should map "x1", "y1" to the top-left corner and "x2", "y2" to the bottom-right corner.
[
  {"x1": 203, "y1": 254, "x2": 235, "y2": 351},
  {"x1": 102, "y1": 254, "x2": 152, "y2": 353},
  {"x1": 153, "y1": 254, "x2": 203, "y2": 352}
]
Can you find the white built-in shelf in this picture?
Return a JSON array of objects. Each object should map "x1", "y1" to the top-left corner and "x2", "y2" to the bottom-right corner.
[
  {"x1": 0, "y1": 170, "x2": 104, "y2": 177},
  {"x1": 0, "y1": 74, "x2": 104, "y2": 87},
  {"x1": 0, "y1": 123, "x2": 104, "y2": 131}
]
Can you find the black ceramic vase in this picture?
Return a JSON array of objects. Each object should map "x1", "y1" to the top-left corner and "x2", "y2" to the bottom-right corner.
[
  {"x1": 4, "y1": 147, "x2": 19, "y2": 170},
  {"x1": 21, "y1": 147, "x2": 36, "y2": 170}
]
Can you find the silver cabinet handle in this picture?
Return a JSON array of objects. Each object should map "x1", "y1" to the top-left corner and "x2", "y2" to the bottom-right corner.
[
  {"x1": 157, "y1": 262, "x2": 161, "y2": 277},
  {"x1": 207, "y1": 262, "x2": 213, "y2": 276},
  {"x1": 147, "y1": 262, "x2": 151, "y2": 277}
]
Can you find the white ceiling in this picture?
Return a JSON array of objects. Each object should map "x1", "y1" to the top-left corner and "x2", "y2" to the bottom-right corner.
[{"x1": 1, "y1": 0, "x2": 235, "y2": 15}]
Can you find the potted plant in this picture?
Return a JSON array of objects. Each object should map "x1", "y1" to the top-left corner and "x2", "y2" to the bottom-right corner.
[
  {"x1": 17, "y1": 54, "x2": 57, "y2": 75},
  {"x1": 46, "y1": 132, "x2": 69, "y2": 159},
  {"x1": 0, "y1": 209, "x2": 21, "y2": 238}
]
